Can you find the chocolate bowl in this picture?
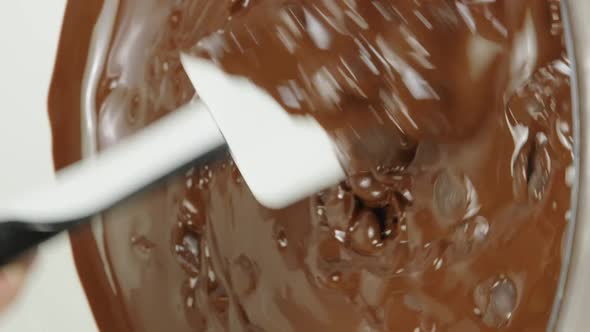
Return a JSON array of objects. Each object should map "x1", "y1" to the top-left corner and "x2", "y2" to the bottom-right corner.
[{"x1": 0, "y1": 0, "x2": 586, "y2": 331}]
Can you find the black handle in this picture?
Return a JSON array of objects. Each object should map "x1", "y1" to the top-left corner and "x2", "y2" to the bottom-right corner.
[{"x1": 0, "y1": 222, "x2": 74, "y2": 266}]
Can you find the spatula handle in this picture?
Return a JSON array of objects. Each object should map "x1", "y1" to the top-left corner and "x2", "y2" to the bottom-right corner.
[
  {"x1": 0, "y1": 102, "x2": 225, "y2": 265},
  {"x1": 0, "y1": 221, "x2": 70, "y2": 265},
  {"x1": 0, "y1": 101, "x2": 224, "y2": 227}
]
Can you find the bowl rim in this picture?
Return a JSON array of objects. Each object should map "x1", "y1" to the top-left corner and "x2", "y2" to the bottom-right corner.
[{"x1": 553, "y1": 1, "x2": 588, "y2": 331}]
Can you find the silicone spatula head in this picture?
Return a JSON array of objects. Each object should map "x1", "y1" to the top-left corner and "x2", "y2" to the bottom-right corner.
[{"x1": 181, "y1": 54, "x2": 345, "y2": 209}]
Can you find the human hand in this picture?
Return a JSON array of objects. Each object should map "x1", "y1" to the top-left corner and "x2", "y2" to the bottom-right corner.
[{"x1": 0, "y1": 255, "x2": 33, "y2": 311}]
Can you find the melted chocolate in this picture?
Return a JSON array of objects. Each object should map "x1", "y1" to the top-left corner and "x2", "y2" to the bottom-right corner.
[{"x1": 48, "y1": 0, "x2": 574, "y2": 331}]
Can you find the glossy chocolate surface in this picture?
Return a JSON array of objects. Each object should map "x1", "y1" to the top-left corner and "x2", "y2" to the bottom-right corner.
[{"x1": 48, "y1": 0, "x2": 573, "y2": 331}]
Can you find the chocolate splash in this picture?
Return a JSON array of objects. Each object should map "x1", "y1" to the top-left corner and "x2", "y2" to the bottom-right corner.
[{"x1": 49, "y1": 0, "x2": 573, "y2": 331}]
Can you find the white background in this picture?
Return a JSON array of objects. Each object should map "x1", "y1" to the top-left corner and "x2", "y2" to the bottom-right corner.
[{"x1": 0, "y1": 1, "x2": 97, "y2": 330}]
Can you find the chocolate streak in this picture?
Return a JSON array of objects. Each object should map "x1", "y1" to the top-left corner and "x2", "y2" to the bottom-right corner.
[{"x1": 49, "y1": 0, "x2": 573, "y2": 331}]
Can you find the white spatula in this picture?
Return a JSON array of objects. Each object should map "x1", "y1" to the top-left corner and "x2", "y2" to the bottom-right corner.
[
  {"x1": 0, "y1": 55, "x2": 345, "y2": 264},
  {"x1": 180, "y1": 55, "x2": 345, "y2": 209}
]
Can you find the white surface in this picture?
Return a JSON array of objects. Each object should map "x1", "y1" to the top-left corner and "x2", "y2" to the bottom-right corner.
[
  {"x1": 0, "y1": 1, "x2": 97, "y2": 331},
  {"x1": 182, "y1": 55, "x2": 346, "y2": 209},
  {"x1": 1, "y1": 102, "x2": 224, "y2": 225}
]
